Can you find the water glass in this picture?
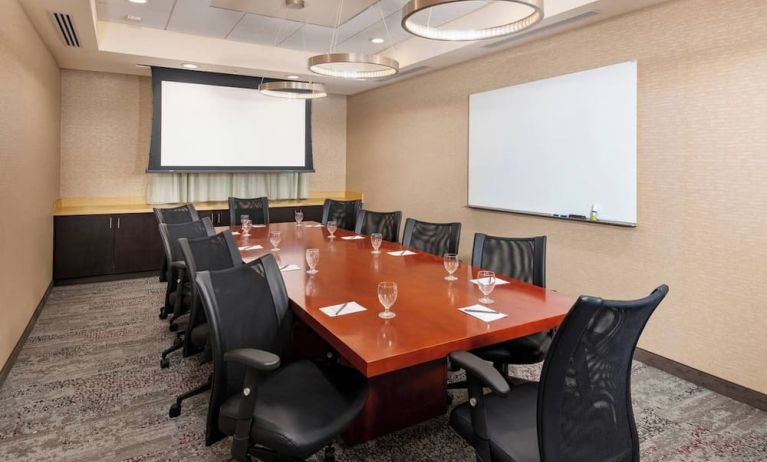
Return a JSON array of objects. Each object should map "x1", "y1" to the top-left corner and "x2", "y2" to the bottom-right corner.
[
  {"x1": 295, "y1": 209, "x2": 304, "y2": 226},
  {"x1": 327, "y1": 220, "x2": 338, "y2": 238},
  {"x1": 269, "y1": 230, "x2": 281, "y2": 251},
  {"x1": 306, "y1": 248, "x2": 319, "y2": 274},
  {"x1": 477, "y1": 270, "x2": 496, "y2": 304},
  {"x1": 240, "y1": 214, "x2": 250, "y2": 226},
  {"x1": 371, "y1": 233, "x2": 383, "y2": 254},
  {"x1": 443, "y1": 254, "x2": 459, "y2": 281},
  {"x1": 377, "y1": 281, "x2": 398, "y2": 319},
  {"x1": 241, "y1": 218, "x2": 253, "y2": 236}
]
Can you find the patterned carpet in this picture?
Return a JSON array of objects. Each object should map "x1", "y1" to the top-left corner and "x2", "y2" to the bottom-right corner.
[{"x1": 0, "y1": 277, "x2": 765, "y2": 461}]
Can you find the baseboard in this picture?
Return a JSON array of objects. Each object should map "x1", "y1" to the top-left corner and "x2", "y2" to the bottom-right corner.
[
  {"x1": 54, "y1": 271, "x2": 158, "y2": 286},
  {"x1": 0, "y1": 280, "x2": 53, "y2": 389},
  {"x1": 635, "y1": 348, "x2": 766, "y2": 411}
]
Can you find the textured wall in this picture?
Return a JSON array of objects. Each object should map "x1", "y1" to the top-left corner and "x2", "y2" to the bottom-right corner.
[
  {"x1": 347, "y1": 0, "x2": 767, "y2": 393},
  {"x1": 60, "y1": 70, "x2": 347, "y2": 198},
  {"x1": 0, "y1": 0, "x2": 60, "y2": 368}
]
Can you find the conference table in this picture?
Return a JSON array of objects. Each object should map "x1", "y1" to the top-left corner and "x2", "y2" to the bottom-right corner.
[{"x1": 220, "y1": 221, "x2": 575, "y2": 444}]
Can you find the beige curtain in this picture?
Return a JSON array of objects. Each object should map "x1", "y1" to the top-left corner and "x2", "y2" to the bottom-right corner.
[{"x1": 146, "y1": 172, "x2": 308, "y2": 204}]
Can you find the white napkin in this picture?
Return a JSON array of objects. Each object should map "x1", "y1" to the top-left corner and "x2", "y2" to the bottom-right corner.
[
  {"x1": 279, "y1": 264, "x2": 301, "y2": 272},
  {"x1": 387, "y1": 250, "x2": 417, "y2": 256},
  {"x1": 341, "y1": 235, "x2": 366, "y2": 240},
  {"x1": 470, "y1": 277, "x2": 510, "y2": 286},
  {"x1": 303, "y1": 223, "x2": 324, "y2": 228},
  {"x1": 251, "y1": 224, "x2": 267, "y2": 228},
  {"x1": 238, "y1": 245, "x2": 263, "y2": 251},
  {"x1": 231, "y1": 232, "x2": 240, "y2": 235},
  {"x1": 459, "y1": 305, "x2": 508, "y2": 323},
  {"x1": 320, "y1": 301, "x2": 367, "y2": 317}
]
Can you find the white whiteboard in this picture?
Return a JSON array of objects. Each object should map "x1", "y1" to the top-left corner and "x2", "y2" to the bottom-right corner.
[
  {"x1": 160, "y1": 81, "x2": 306, "y2": 168},
  {"x1": 468, "y1": 61, "x2": 637, "y2": 225}
]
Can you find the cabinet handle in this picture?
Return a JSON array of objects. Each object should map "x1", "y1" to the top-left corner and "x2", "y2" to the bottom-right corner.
[
  {"x1": 217, "y1": 212, "x2": 221, "y2": 223},
  {"x1": 109, "y1": 217, "x2": 113, "y2": 229},
  {"x1": 117, "y1": 217, "x2": 121, "y2": 229}
]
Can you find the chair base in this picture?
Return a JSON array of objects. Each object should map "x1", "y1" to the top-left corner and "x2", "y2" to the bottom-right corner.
[{"x1": 169, "y1": 375, "x2": 212, "y2": 418}]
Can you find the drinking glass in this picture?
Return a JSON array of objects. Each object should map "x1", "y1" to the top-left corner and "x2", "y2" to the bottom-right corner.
[
  {"x1": 327, "y1": 220, "x2": 338, "y2": 238},
  {"x1": 240, "y1": 214, "x2": 250, "y2": 226},
  {"x1": 295, "y1": 209, "x2": 304, "y2": 226},
  {"x1": 241, "y1": 218, "x2": 253, "y2": 236},
  {"x1": 371, "y1": 233, "x2": 383, "y2": 254},
  {"x1": 269, "y1": 230, "x2": 281, "y2": 251},
  {"x1": 443, "y1": 253, "x2": 459, "y2": 281},
  {"x1": 477, "y1": 270, "x2": 496, "y2": 304},
  {"x1": 306, "y1": 248, "x2": 319, "y2": 274},
  {"x1": 377, "y1": 281, "x2": 398, "y2": 319}
]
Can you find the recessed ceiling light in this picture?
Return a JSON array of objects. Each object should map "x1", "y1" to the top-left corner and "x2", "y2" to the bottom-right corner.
[
  {"x1": 286, "y1": 75, "x2": 300, "y2": 80},
  {"x1": 126, "y1": 14, "x2": 142, "y2": 22},
  {"x1": 370, "y1": 37, "x2": 385, "y2": 44},
  {"x1": 181, "y1": 63, "x2": 199, "y2": 69},
  {"x1": 128, "y1": 0, "x2": 148, "y2": 4}
]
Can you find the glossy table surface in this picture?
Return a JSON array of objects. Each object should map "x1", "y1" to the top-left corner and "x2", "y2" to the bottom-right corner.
[{"x1": 223, "y1": 222, "x2": 575, "y2": 378}]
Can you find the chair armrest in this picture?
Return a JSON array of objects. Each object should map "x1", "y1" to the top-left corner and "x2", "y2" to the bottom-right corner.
[
  {"x1": 449, "y1": 351, "x2": 510, "y2": 397},
  {"x1": 224, "y1": 348, "x2": 280, "y2": 372},
  {"x1": 170, "y1": 260, "x2": 186, "y2": 269}
]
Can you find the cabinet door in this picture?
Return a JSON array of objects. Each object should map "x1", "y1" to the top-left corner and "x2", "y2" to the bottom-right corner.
[
  {"x1": 54, "y1": 215, "x2": 115, "y2": 280},
  {"x1": 113, "y1": 213, "x2": 165, "y2": 274},
  {"x1": 215, "y1": 209, "x2": 231, "y2": 226},
  {"x1": 198, "y1": 210, "x2": 215, "y2": 225}
]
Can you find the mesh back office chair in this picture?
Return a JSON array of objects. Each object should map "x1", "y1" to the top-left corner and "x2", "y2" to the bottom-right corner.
[
  {"x1": 196, "y1": 255, "x2": 369, "y2": 461},
  {"x1": 322, "y1": 199, "x2": 362, "y2": 231},
  {"x1": 157, "y1": 218, "x2": 215, "y2": 366},
  {"x1": 354, "y1": 210, "x2": 402, "y2": 243},
  {"x1": 165, "y1": 231, "x2": 243, "y2": 417},
  {"x1": 471, "y1": 235, "x2": 552, "y2": 376},
  {"x1": 401, "y1": 218, "x2": 461, "y2": 256},
  {"x1": 228, "y1": 196, "x2": 270, "y2": 226},
  {"x1": 154, "y1": 204, "x2": 200, "y2": 283},
  {"x1": 449, "y1": 285, "x2": 669, "y2": 462}
]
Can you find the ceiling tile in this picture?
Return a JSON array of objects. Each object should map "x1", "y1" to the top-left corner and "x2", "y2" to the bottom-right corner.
[
  {"x1": 228, "y1": 14, "x2": 303, "y2": 46},
  {"x1": 278, "y1": 24, "x2": 335, "y2": 53},
  {"x1": 96, "y1": 0, "x2": 176, "y2": 30},
  {"x1": 167, "y1": 0, "x2": 245, "y2": 38}
]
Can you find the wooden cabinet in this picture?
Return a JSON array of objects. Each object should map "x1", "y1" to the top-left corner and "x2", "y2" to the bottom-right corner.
[
  {"x1": 54, "y1": 215, "x2": 115, "y2": 280},
  {"x1": 54, "y1": 213, "x2": 163, "y2": 281},
  {"x1": 53, "y1": 205, "x2": 323, "y2": 281}
]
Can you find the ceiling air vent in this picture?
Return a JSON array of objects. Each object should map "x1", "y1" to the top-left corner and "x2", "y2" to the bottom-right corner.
[
  {"x1": 484, "y1": 10, "x2": 599, "y2": 49},
  {"x1": 51, "y1": 12, "x2": 80, "y2": 47}
]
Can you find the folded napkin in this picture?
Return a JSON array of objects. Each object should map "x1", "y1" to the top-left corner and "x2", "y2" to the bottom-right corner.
[
  {"x1": 470, "y1": 277, "x2": 510, "y2": 286},
  {"x1": 387, "y1": 250, "x2": 417, "y2": 256},
  {"x1": 251, "y1": 224, "x2": 267, "y2": 228},
  {"x1": 238, "y1": 245, "x2": 263, "y2": 251},
  {"x1": 279, "y1": 264, "x2": 301, "y2": 272},
  {"x1": 303, "y1": 223, "x2": 324, "y2": 228},
  {"x1": 320, "y1": 301, "x2": 367, "y2": 317},
  {"x1": 341, "y1": 235, "x2": 366, "y2": 240},
  {"x1": 459, "y1": 305, "x2": 508, "y2": 323},
  {"x1": 231, "y1": 232, "x2": 240, "y2": 235}
]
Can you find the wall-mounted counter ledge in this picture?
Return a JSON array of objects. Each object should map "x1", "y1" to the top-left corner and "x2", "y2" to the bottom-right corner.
[{"x1": 53, "y1": 192, "x2": 363, "y2": 216}]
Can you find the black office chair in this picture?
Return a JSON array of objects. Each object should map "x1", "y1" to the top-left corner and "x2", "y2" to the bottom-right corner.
[
  {"x1": 469, "y1": 235, "x2": 551, "y2": 379},
  {"x1": 322, "y1": 199, "x2": 362, "y2": 231},
  {"x1": 229, "y1": 196, "x2": 270, "y2": 226},
  {"x1": 158, "y1": 218, "x2": 215, "y2": 366},
  {"x1": 354, "y1": 209, "x2": 402, "y2": 243},
  {"x1": 401, "y1": 218, "x2": 461, "y2": 256},
  {"x1": 166, "y1": 231, "x2": 243, "y2": 417},
  {"x1": 196, "y1": 255, "x2": 369, "y2": 461},
  {"x1": 154, "y1": 204, "x2": 200, "y2": 283},
  {"x1": 450, "y1": 285, "x2": 669, "y2": 462}
]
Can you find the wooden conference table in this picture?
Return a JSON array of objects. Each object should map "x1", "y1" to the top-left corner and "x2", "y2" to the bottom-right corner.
[{"x1": 221, "y1": 222, "x2": 575, "y2": 444}]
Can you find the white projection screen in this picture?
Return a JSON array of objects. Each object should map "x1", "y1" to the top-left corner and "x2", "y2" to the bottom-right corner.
[
  {"x1": 148, "y1": 68, "x2": 313, "y2": 172},
  {"x1": 468, "y1": 61, "x2": 637, "y2": 226}
]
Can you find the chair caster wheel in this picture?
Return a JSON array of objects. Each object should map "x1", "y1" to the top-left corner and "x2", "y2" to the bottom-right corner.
[
  {"x1": 159, "y1": 308, "x2": 168, "y2": 320},
  {"x1": 160, "y1": 358, "x2": 170, "y2": 369},
  {"x1": 169, "y1": 323, "x2": 178, "y2": 332},
  {"x1": 169, "y1": 403, "x2": 181, "y2": 418}
]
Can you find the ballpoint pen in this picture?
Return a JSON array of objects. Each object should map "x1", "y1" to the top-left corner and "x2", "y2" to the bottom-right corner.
[{"x1": 335, "y1": 302, "x2": 349, "y2": 315}]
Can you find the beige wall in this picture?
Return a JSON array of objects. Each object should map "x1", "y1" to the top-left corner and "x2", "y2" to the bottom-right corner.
[
  {"x1": 347, "y1": 0, "x2": 767, "y2": 393},
  {"x1": 0, "y1": 1, "x2": 60, "y2": 368},
  {"x1": 60, "y1": 70, "x2": 347, "y2": 198}
]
